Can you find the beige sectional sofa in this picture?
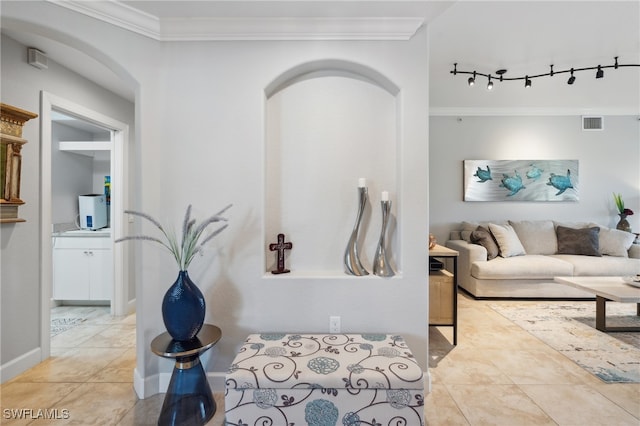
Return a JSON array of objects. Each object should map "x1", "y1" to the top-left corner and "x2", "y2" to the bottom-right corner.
[{"x1": 445, "y1": 220, "x2": 640, "y2": 298}]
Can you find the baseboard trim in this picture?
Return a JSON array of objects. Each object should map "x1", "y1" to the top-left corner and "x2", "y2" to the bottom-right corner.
[
  {"x1": 425, "y1": 369, "x2": 432, "y2": 394},
  {"x1": 133, "y1": 368, "x2": 159, "y2": 399},
  {"x1": 134, "y1": 369, "x2": 227, "y2": 399},
  {"x1": 126, "y1": 298, "x2": 136, "y2": 315},
  {"x1": 0, "y1": 347, "x2": 42, "y2": 384}
]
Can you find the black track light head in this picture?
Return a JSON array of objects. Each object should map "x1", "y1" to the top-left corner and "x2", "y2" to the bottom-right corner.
[
  {"x1": 596, "y1": 65, "x2": 604, "y2": 79},
  {"x1": 525, "y1": 76, "x2": 531, "y2": 88},
  {"x1": 567, "y1": 69, "x2": 576, "y2": 85},
  {"x1": 487, "y1": 77, "x2": 493, "y2": 90},
  {"x1": 468, "y1": 71, "x2": 476, "y2": 86}
]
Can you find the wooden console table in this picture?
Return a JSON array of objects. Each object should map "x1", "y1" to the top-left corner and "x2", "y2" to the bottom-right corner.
[{"x1": 429, "y1": 244, "x2": 459, "y2": 345}]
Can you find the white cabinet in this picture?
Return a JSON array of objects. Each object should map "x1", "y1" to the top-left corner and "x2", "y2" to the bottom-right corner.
[{"x1": 53, "y1": 235, "x2": 112, "y2": 301}]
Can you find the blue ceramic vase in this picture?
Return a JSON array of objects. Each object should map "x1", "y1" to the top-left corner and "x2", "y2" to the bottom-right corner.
[{"x1": 162, "y1": 270, "x2": 205, "y2": 341}]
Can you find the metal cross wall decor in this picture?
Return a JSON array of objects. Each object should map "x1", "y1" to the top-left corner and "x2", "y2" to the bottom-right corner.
[{"x1": 269, "y1": 233, "x2": 292, "y2": 274}]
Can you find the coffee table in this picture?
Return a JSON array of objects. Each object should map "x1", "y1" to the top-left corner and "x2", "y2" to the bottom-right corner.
[{"x1": 554, "y1": 276, "x2": 640, "y2": 332}]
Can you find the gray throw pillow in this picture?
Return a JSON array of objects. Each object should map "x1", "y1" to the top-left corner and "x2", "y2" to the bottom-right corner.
[
  {"x1": 471, "y1": 225, "x2": 500, "y2": 260},
  {"x1": 556, "y1": 225, "x2": 601, "y2": 257}
]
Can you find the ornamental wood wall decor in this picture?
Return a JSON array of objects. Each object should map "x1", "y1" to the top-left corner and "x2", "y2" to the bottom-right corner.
[{"x1": 1, "y1": 103, "x2": 38, "y2": 223}]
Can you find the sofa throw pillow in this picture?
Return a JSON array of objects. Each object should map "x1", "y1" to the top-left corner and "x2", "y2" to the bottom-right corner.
[
  {"x1": 598, "y1": 227, "x2": 635, "y2": 257},
  {"x1": 488, "y1": 223, "x2": 526, "y2": 257},
  {"x1": 509, "y1": 220, "x2": 558, "y2": 255},
  {"x1": 471, "y1": 226, "x2": 500, "y2": 260},
  {"x1": 460, "y1": 222, "x2": 479, "y2": 242},
  {"x1": 556, "y1": 225, "x2": 601, "y2": 257}
]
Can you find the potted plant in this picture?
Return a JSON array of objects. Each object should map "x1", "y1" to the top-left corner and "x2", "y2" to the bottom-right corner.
[
  {"x1": 613, "y1": 193, "x2": 633, "y2": 232},
  {"x1": 117, "y1": 204, "x2": 231, "y2": 341}
]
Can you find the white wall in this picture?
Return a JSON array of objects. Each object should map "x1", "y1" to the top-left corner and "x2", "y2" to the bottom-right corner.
[
  {"x1": 0, "y1": 32, "x2": 135, "y2": 381},
  {"x1": 429, "y1": 115, "x2": 640, "y2": 244},
  {"x1": 2, "y1": 2, "x2": 429, "y2": 396},
  {"x1": 135, "y1": 35, "x2": 429, "y2": 396},
  {"x1": 52, "y1": 123, "x2": 94, "y2": 225}
]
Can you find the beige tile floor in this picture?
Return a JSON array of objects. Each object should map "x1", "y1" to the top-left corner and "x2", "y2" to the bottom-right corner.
[{"x1": 1, "y1": 295, "x2": 638, "y2": 425}]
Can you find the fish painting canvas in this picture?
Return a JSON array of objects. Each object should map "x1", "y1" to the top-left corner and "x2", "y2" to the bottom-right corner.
[{"x1": 464, "y1": 160, "x2": 579, "y2": 201}]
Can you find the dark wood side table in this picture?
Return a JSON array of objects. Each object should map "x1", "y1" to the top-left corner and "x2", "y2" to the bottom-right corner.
[
  {"x1": 428, "y1": 244, "x2": 459, "y2": 345},
  {"x1": 151, "y1": 324, "x2": 221, "y2": 425}
]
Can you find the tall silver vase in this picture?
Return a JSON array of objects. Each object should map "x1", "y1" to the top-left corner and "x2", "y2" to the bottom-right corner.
[
  {"x1": 373, "y1": 200, "x2": 395, "y2": 277},
  {"x1": 344, "y1": 186, "x2": 369, "y2": 276}
]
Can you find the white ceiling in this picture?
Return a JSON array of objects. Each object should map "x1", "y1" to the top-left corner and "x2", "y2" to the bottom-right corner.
[
  {"x1": 430, "y1": 1, "x2": 640, "y2": 78},
  {"x1": 2, "y1": 1, "x2": 639, "y2": 107}
]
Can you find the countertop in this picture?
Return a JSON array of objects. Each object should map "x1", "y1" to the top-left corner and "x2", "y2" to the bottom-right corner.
[{"x1": 53, "y1": 228, "x2": 111, "y2": 237}]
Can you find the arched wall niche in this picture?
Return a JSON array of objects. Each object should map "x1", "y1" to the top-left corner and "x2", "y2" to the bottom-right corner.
[
  {"x1": 265, "y1": 58, "x2": 400, "y2": 99},
  {"x1": 264, "y1": 60, "x2": 401, "y2": 277}
]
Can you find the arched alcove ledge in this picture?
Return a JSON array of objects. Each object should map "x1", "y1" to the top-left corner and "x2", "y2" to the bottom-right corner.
[{"x1": 265, "y1": 58, "x2": 400, "y2": 98}]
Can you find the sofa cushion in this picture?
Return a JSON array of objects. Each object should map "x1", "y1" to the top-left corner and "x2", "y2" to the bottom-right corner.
[
  {"x1": 550, "y1": 255, "x2": 640, "y2": 276},
  {"x1": 489, "y1": 223, "x2": 526, "y2": 257},
  {"x1": 556, "y1": 226, "x2": 601, "y2": 257},
  {"x1": 509, "y1": 220, "x2": 557, "y2": 255},
  {"x1": 597, "y1": 227, "x2": 635, "y2": 257},
  {"x1": 553, "y1": 221, "x2": 593, "y2": 229},
  {"x1": 471, "y1": 255, "x2": 574, "y2": 280},
  {"x1": 471, "y1": 226, "x2": 500, "y2": 260},
  {"x1": 461, "y1": 220, "x2": 507, "y2": 242}
]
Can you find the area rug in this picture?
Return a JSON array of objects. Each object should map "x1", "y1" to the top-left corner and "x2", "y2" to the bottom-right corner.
[
  {"x1": 51, "y1": 317, "x2": 86, "y2": 337},
  {"x1": 490, "y1": 301, "x2": 640, "y2": 383}
]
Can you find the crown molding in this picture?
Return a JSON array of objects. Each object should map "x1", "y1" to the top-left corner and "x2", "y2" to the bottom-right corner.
[
  {"x1": 159, "y1": 17, "x2": 424, "y2": 41},
  {"x1": 48, "y1": 0, "x2": 161, "y2": 40},
  {"x1": 429, "y1": 107, "x2": 640, "y2": 116},
  {"x1": 49, "y1": 1, "x2": 424, "y2": 41}
]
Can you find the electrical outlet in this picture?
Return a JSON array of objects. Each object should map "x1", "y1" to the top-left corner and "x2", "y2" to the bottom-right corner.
[{"x1": 329, "y1": 316, "x2": 341, "y2": 333}]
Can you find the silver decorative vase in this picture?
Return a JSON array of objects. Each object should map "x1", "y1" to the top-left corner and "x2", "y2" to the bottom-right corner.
[
  {"x1": 344, "y1": 186, "x2": 369, "y2": 276},
  {"x1": 373, "y1": 200, "x2": 395, "y2": 277}
]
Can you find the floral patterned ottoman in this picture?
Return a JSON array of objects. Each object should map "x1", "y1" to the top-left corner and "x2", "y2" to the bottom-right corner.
[{"x1": 224, "y1": 333, "x2": 424, "y2": 426}]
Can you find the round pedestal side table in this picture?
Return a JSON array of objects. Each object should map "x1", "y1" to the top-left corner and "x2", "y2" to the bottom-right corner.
[{"x1": 151, "y1": 324, "x2": 222, "y2": 426}]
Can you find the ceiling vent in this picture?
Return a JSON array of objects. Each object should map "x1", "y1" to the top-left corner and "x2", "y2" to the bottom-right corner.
[
  {"x1": 27, "y1": 48, "x2": 48, "y2": 70},
  {"x1": 582, "y1": 116, "x2": 603, "y2": 131}
]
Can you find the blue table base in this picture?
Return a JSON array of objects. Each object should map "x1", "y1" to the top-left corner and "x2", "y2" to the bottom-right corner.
[{"x1": 158, "y1": 357, "x2": 215, "y2": 426}]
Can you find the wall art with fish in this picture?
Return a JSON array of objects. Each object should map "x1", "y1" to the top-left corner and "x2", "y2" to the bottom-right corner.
[{"x1": 463, "y1": 160, "x2": 579, "y2": 202}]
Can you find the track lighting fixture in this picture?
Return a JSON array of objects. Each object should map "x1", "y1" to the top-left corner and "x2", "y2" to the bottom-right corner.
[{"x1": 451, "y1": 56, "x2": 639, "y2": 89}]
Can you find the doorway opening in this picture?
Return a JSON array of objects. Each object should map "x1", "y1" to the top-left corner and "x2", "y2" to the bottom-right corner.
[{"x1": 40, "y1": 91, "x2": 130, "y2": 361}]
